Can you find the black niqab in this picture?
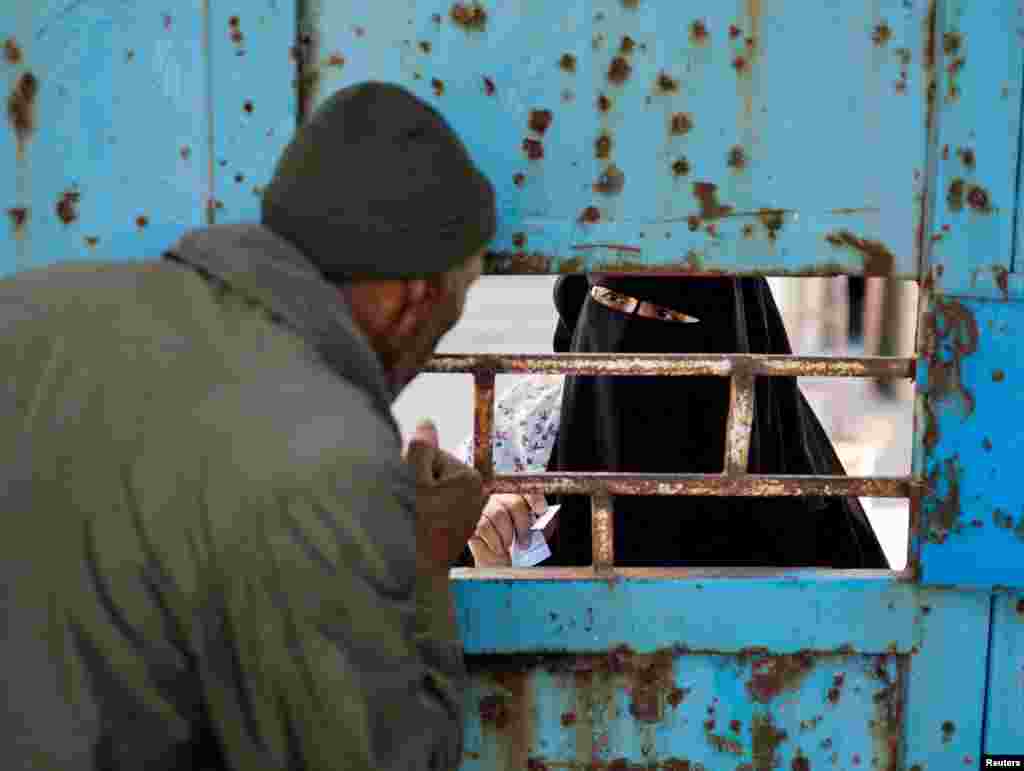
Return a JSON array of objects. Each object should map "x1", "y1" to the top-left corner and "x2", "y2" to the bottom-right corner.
[{"x1": 545, "y1": 275, "x2": 889, "y2": 569}]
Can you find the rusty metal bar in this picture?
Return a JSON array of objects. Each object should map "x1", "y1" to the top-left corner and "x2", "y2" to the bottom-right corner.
[
  {"x1": 723, "y1": 373, "x2": 756, "y2": 475},
  {"x1": 472, "y1": 371, "x2": 496, "y2": 480},
  {"x1": 425, "y1": 353, "x2": 915, "y2": 379},
  {"x1": 591, "y1": 492, "x2": 615, "y2": 573},
  {"x1": 483, "y1": 473, "x2": 919, "y2": 498}
]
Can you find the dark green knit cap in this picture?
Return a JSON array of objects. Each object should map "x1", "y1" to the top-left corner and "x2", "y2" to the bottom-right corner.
[{"x1": 262, "y1": 81, "x2": 496, "y2": 280}]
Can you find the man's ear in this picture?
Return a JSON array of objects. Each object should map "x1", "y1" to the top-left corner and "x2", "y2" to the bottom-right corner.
[{"x1": 392, "y1": 278, "x2": 437, "y2": 338}]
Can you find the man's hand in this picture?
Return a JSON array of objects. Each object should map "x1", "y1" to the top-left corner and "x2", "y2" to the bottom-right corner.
[
  {"x1": 468, "y1": 494, "x2": 558, "y2": 568},
  {"x1": 404, "y1": 420, "x2": 485, "y2": 576}
]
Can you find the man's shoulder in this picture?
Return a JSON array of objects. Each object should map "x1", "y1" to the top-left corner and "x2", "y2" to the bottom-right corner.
[{"x1": 198, "y1": 365, "x2": 407, "y2": 488}]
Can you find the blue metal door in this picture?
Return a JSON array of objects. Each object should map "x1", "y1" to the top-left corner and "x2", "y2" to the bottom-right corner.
[{"x1": 4, "y1": 1, "x2": 1023, "y2": 767}]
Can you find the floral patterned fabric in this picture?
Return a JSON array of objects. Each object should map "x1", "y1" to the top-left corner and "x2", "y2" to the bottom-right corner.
[{"x1": 456, "y1": 374, "x2": 564, "y2": 516}]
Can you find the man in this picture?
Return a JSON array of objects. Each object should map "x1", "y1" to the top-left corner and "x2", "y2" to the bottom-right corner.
[{"x1": 1, "y1": 82, "x2": 492, "y2": 769}]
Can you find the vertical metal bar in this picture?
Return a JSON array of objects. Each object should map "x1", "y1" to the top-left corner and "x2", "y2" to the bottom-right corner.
[
  {"x1": 473, "y1": 371, "x2": 496, "y2": 480},
  {"x1": 723, "y1": 372, "x2": 756, "y2": 475},
  {"x1": 591, "y1": 492, "x2": 614, "y2": 573}
]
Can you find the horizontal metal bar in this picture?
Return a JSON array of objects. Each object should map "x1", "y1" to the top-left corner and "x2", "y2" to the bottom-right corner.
[
  {"x1": 425, "y1": 353, "x2": 916, "y2": 379},
  {"x1": 484, "y1": 473, "x2": 919, "y2": 498}
]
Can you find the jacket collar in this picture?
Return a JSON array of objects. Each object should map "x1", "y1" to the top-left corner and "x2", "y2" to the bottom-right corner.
[{"x1": 164, "y1": 224, "x2": 398, "y2": 412}]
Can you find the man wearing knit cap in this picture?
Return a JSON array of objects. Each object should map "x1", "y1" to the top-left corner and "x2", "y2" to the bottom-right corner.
[{"x1": 0, "y1": 82, "x2": 494, "y2": 770}]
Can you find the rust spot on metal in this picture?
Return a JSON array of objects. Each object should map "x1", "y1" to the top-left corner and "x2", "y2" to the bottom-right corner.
[
  {"x1": 672, "y1": 158, "x2": 690, "y2": 177},
  {"x1": 243, "y1": 99, "x2": 254, "y2": 113},
  {"x1": 482, "y1": 76, "x2": 496, "y2": 96},
  {"x1": 234, "y1": 172, "x2": 245, "y2": 183},
  {"x1": 924, "y1": 1, "x2": 937, "y2": 70},
  {"x1": 513, "y1": 172, "x2": 525, "y2": 187},
  {"x1": 4, "y1": 37, "x2": 22, "y2": 64},
  {"x1": 966, "y1": 185, "x2": 991, "y2": 213},
  {"x1": 992, "y1": 369, "x2": 1005, "y2": 382},
  {"x1": 872, "y1": 23, "x2": 892, "y2": 46},
  {"x1": 327, "y1": 52, "x2": 345, "y2": 68},
  {"x1": 729, "y1": 719, "x2": 742, "y2": 734},
  {"x1": 560, "y1": 711, "x2": 577, "y2": 727},
  {"x1": 656, "y1": 71, "x2": 679, "y2": 93},
  {"x1": 752, "y1": 715, "x2": 789, "y2": 771},
  {"x1": 728, "y1": 146, "x2": 746, "y2": 170},
  {"x1": 608, "y1": 56, "x2": 632, "y2": 84},
  {"x1": 956, "y1": 147, "x2": 975, "y2": 170},
  {"x1": 693, "y1": 182, "x2": 734, "y2": 220},
  {"x1": 995, "y1": 266, "x2": 1009, "y2": 299},
  {"x1": 982, "y1": 438, "x2": 992, "y2": 452},
  {"x1": 921, "y1": 298, "x2": 978, "y2": 454},
  {"x1": 1017, "y1": 598, "x2": 1024, "y2": 616},
  {"x1": 708, "y1": 733, "x2": 743, "y2": 755},
  {"x1": 596, "y1": 134, "x2": 612, "y2": 159},
  {"x1": 671, "y1": 113, "x2": 693, "y2": 136},
  {"x1": 579, "y1": 206, "x2": 601, "y2": 224},
  {"x1": 526, "y1": 760, "x2": 548, "y2": 771},
  {"x1": 529, "y1": 109, "x2": 553, "y2": 135},
  {"x1": 512, "y1": 233, "x2": 526, "y2": 249},
  {"x1": 418, "y1": 40, "x2": 432, "y2": 53},
  {"x1": 667, "y1": 686, "x2": 690, "y2": 708},
  {"x1": 136, "y1": 215, "x2": 149, "y2": 229},
  {"x1": 747, "y1": 653, "x2": 815, "y2": 704},
  {"x1": 823, "y1": 230, "x2": 895, "y2": 275},
  {"x1": 941, "y1": 720, "x2": 955, "y2": 743},
  {"x1": 179, "y1": 146, "x2": 191, "y2": 161},
  {"x1": 620, "y1": 35, "x2": 636, "y2": 54},
  {"x1": 84, "y1": 236, "x2": 99, "y2": 248},
  {"x1": 758, "y1": 210, "x2": 785, "y2": 241},
  {"x1": 56, "y1": 189, "x2": 80, "y2": 226},
  {"x1": 163, "y1": 13, "x2": 173, "y2": 30},
  {"x1": 943, "y1": 31, "x2": 962, "y2": 55},
  {"x1": 431, "y1": 78, "x2": 444, "y2": 97},
  {"x1": 229, "y1": 16, "x2": 244, "y2": 45},
  {"x1": 7, "y1": 206, "x2": 27, "y2": 235},
  {"x1": 7, "y1": 71, "x2": 38, "y2": 155},
  {"x1": 687, "y1": 215, "x2": 700, "y2": 232},
  {"x1": 621, "y1": 0, "x2": 640, "y2": 8},
  {"x1": 928, "y1": 455, "x2": 963, "y2": 541},
  {"x1": 690, "y1": 20, "x2": 709, "y2": 44},
  {"x1": 523, "y1": 138, "x2": 544, "y2": 160},
  {"x1": 732, "y1": 56, "x2": 748, "y2": 74},
  {"x1": 598, "y1": 93, "x2": 612, "y2": 112},
  {"x1": 594, "y1": 165, "x2": 625, "y2": 195},
  {"x1": 559, "y1": 53, "x2": 577, "y2": 72},
  {"x1": 947, "y1": 178, "x2": 965, "y2": 211},
  {"x1": 742, "y1": 224, "x2": 756, "y2": 238},
  {"x1": 450, "y1": 3, "x2": 487, "y2": 31}
]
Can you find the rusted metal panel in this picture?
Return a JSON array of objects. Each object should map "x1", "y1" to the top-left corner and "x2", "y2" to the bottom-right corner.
[
  {"x1": 923, "y1": 0, "x2": 1024, "y2": 299},
  {"x1": 208, "y1": 0, "x2": 296, "y2": 224},
  {"x1": 914, "y1": 295, "x2": 1024, "y2": 587},
  {"x1": 451, "y1": 573, "x2": 917, "y2": 655},
  {"x1": 460, "y1": 649, "x2": 906, "y2": 770},
  {"x1": 2, "y1": 1, "x2": 214, "y2": 274},
  {"x1": 425, "y1": 353, "x2": 917, "y2": 378},
  {"x1": 306, "y1": 0, "x2": 930, "y2": 277},
  {"x1": 984, "y1": 591, "x2": 1024, "y2": 755},
  {"x1": 903, "y1": 587, "x2": 990, "y2": 769}
]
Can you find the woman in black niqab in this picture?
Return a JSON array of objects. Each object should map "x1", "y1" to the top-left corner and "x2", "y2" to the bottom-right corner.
[{"x1": 546, "y1": 274, "x2": 889, "y2": 568}]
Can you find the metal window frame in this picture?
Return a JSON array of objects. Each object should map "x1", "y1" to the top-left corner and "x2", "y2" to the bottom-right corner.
[{"x1": 425, "y1": 353, "x2": 919, "y2": 575}]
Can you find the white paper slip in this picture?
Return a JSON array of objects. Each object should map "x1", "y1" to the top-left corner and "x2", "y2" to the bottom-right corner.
[
  {"x1": 509, "y1": 505, "x2": 561, "y2": 568},
  {"x1": 530, "y1": 504, "x2": 560, "y2": 531}
]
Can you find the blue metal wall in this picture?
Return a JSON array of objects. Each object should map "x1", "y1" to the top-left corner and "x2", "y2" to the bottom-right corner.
[{"x1": 4, "y1": 0, "x2": 1023, "y2": 767}]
